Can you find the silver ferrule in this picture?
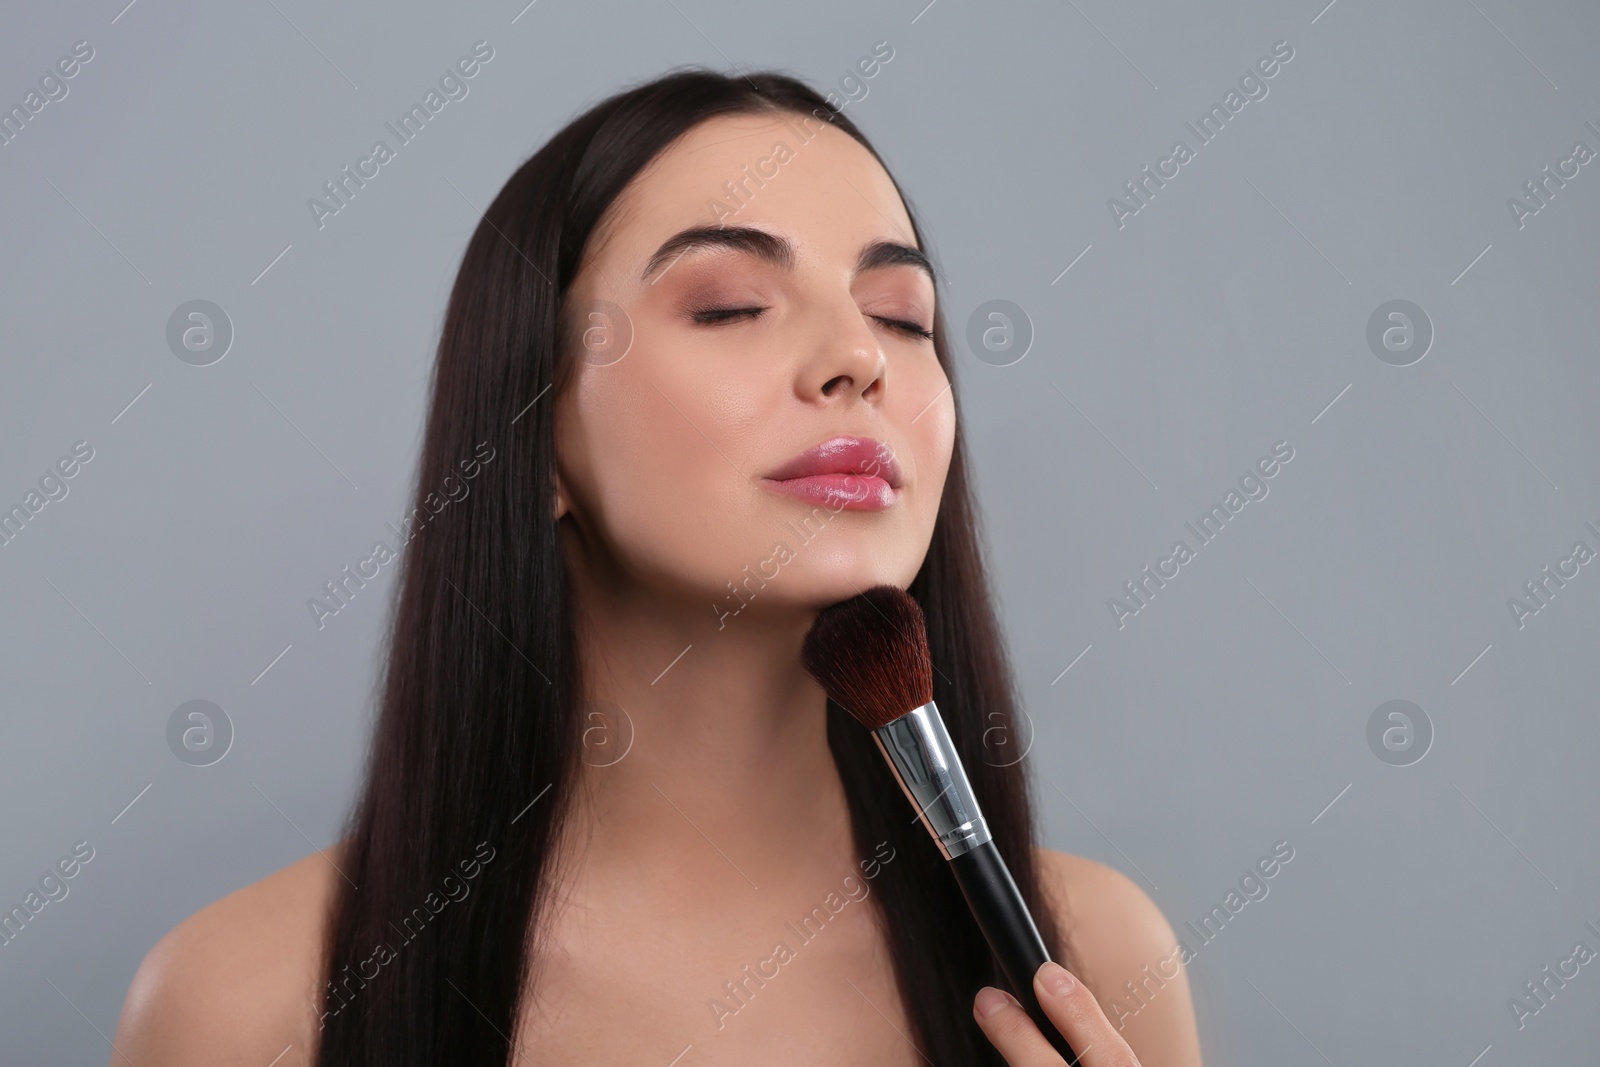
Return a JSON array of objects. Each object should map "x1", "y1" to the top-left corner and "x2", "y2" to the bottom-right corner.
[{"x1": 872, "y1": 699, "x2": 992, "y2": 860}]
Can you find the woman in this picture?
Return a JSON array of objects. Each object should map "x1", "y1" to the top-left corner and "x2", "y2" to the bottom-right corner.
[{"x1": 111, "y1": 68, "x2": 1202, "y2": 1066}]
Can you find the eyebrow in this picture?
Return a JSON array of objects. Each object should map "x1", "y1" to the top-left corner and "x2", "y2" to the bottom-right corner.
[{"x1": 641, "y1": 224, "x2": 936, "y2": 288}]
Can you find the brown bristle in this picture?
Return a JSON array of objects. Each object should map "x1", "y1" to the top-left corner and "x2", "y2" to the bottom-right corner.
[{"x1": 800, "y1": 585, "x2": 934, "y2": 730}]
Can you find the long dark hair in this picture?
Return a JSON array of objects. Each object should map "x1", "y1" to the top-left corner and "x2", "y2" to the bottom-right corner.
[{"x1": 315, "y1": 66, "x2": 1080, "y2": 1066}]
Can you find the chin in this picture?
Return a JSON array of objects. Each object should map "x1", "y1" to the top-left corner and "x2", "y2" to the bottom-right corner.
[
  {"x1": 673, "y1": 514, "x2": 933, "y2": 618},
  {"x1": 778, "y1": 544, "x2": 926, "y2": 607}
]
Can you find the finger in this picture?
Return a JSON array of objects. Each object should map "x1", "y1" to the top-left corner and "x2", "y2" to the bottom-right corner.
[
  {"x1": 1032, "y1": 961, "x2": 1142, "y2": 1065},
  {"x1": 973, "y1": 986, "x2": 1066, "y2": 1066}
]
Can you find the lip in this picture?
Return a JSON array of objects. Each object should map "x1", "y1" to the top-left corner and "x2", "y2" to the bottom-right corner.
[{"x1": 761, "y1": 435, "x2": 904, "y2": 511}]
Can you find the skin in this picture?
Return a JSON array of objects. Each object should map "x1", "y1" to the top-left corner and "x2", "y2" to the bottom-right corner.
[{"x1": 109, "y1": 111, "x2": 1202, "y2": 1066}]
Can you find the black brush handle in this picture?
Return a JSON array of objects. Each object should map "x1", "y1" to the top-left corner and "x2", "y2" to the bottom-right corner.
[{"x1": 950, "y1": 841, "x2": 1080, "y2": 1065}]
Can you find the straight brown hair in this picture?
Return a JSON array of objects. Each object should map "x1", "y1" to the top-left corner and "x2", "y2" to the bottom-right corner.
[{"x1": 314, "y1": 66, "x2": 1079, "y2": 1066}]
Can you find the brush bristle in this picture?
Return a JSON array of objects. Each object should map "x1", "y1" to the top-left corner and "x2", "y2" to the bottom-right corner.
[{"x1": 800, "y1": 585, "x2": 934, "y2": 730}]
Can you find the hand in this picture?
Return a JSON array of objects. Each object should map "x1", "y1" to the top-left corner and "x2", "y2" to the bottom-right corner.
[{"x1": 973, "y1": 961, "x2": 1141, "y2": 1066}]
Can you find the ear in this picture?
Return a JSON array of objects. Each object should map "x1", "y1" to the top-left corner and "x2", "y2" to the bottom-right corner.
[{"x1": 553, "y1": 467, "x2": 571, "y2": 521}]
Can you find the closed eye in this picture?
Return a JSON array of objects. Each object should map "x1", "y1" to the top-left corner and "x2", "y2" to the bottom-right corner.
[
  {"x1": 691, "y1": 306, "x2": 767, "y2": 325},
  {"x1": 691, "y1": 306, "x2": 932, "y2": 340},
  {"x1": 877, "y1": 316, "x2": 934, "y2": 340}
]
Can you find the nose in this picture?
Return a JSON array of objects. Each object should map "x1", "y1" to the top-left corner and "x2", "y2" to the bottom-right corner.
[{"x1": 799, "y1": 299, "x2": 886, "y2": 404}]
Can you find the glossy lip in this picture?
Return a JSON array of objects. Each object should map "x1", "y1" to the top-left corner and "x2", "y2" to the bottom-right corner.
[{"x1": 760, "y1": 435, "x2": 904, "y2": 511}]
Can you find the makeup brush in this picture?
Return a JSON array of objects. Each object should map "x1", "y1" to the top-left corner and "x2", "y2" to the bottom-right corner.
[{"x1": 801, "y1": 584, "x2": 1079, "y2": 1065}]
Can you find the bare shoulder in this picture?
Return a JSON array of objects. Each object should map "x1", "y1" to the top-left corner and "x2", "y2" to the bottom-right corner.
[
  {"x1": 110, "y1": 844, "x2": 344, "y2": 1067},
  {"x1": 1034, "y1": 847, "x2": 1204, "y2": 1066}
]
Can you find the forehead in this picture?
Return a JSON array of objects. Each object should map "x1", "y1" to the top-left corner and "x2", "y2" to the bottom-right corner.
[{"x1": 586, "y1": 111, "x2": 918, "y2": 282}]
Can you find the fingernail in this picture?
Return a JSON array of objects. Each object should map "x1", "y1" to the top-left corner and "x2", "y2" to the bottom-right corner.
[
  {"x1": 1039, "y1": 961, "x2": 1076, "y2": 997},
  {"x1": 975, "y1": 987, "x2": 1013, "y2": 1019}
]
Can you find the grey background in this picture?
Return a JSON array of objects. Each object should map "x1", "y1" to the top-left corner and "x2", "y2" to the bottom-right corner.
[{"x1": 2, "y1": 0, "x2": 1597, "y2": 1063}]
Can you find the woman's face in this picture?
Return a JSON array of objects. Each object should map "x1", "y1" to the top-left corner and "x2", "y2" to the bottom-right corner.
[{"x1": 554, "y1": 110, "x2": 955, "y2": 617}]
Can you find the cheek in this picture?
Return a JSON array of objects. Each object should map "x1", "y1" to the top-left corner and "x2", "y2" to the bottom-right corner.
[
  {"x1": 902, "y1": 365, "x2": 955, "y2": 504},
  {"x1": 569, "y1": 355, "x2": 772, "y2": 588},
  {"x1": 892, "y1": 362, "x2": 954, "y2": 572}
]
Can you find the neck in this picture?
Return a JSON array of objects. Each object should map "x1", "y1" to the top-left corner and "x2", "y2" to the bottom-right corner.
[{"x1": 556, "y1": 542, "x2": 856, "y2": 894}]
